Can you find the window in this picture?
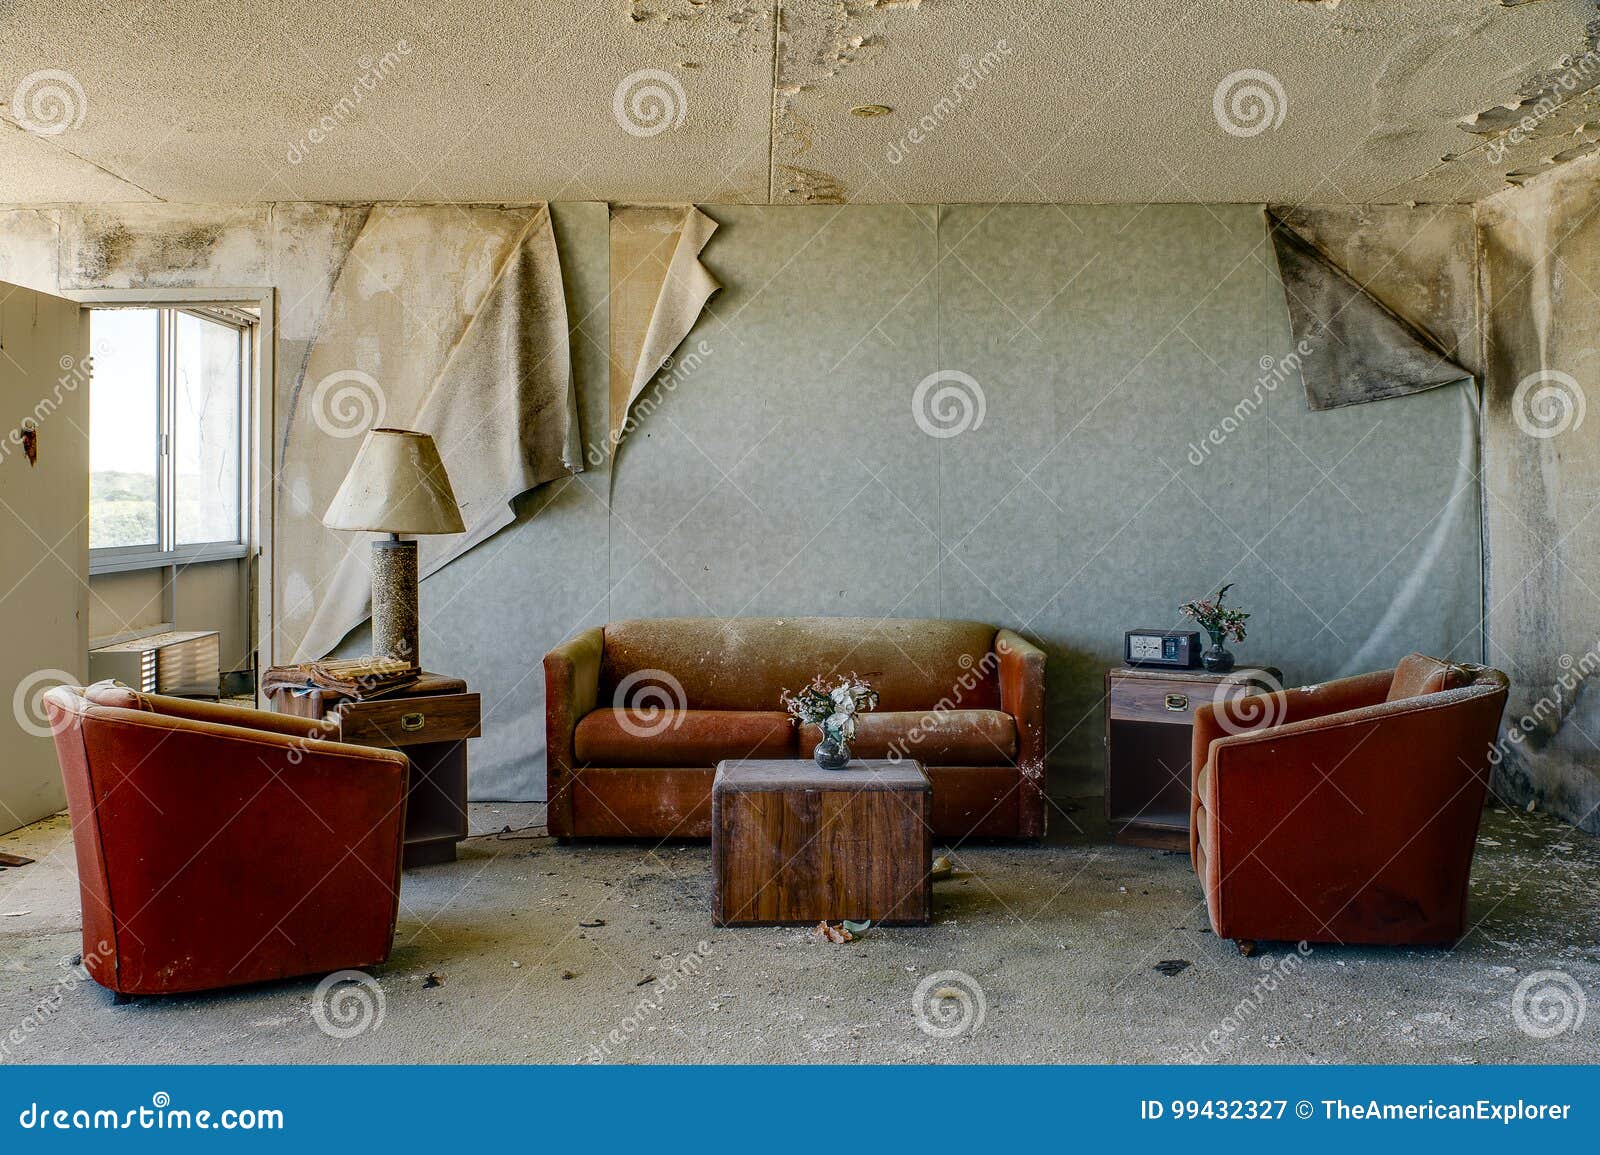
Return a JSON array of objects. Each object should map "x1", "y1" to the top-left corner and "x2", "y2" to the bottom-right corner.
[{"x1": 89, "y1": 307, "x2": 250, "y2": 573}]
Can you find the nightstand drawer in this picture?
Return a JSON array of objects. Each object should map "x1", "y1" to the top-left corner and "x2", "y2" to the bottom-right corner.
[
  {"x1": 335, "y1": 692, "x2": 481, "y2": 747},
  {"x1": 1108, "y1": 677, "x2": 1210, "y2": 723}
]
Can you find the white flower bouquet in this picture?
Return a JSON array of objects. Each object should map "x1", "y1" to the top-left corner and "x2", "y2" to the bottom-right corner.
[{"x1": 782, "y1": 675, "x2": 880, "y2": 768}]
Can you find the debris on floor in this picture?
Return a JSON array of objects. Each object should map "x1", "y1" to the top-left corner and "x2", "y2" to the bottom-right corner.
[
  {"x1": 0, "y1": 852, "x2": 34, "y2": 868},
  {"x1": 1154, "y1": 959, "x2": 1191, "y2": 976},
  {"x1": 422, "y1": 972, "x2": 445, "y2": 988},
  {"x1": 815, "y1": 921, "x2": 853, "y2": 943}
]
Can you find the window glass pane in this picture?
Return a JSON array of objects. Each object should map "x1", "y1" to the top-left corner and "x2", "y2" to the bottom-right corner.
[
  {"x1": 174, "y1": 312, "x2": 242, "y2": 545},
  {"x1": 88, "y1": 310, "x2": 160, "y2": 549}
]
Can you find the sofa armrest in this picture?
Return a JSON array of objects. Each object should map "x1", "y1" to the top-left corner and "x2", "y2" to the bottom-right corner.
[
  {"x1": 995, "y1": 628, "x2": 1046, "y2": 837},
  {"x1": 544, "y1": 626, "x2": 605, "y2": 836}
]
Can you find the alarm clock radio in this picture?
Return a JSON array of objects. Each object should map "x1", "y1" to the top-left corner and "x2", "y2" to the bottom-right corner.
[{"x1": 1123, "y1": 628, "x2": 1201, "y2": 669}]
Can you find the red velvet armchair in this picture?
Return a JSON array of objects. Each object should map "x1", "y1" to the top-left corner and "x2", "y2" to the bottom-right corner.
[
  {"x1": 1190, "y1": 654, "x2": 1509, "y2": 949},
  {"x1": 44, "y1": 682, "x2": 411, "y2": 997}
]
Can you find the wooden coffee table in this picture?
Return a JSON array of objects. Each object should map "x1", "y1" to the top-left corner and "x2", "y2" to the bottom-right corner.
[{"x1": 712, "y1": 759, "x2": 932, "y2": 926}]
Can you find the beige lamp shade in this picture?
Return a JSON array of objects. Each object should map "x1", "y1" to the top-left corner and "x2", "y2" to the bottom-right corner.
[{"x1": 322, "y1": 428, "x2": 466, "y2": 534}]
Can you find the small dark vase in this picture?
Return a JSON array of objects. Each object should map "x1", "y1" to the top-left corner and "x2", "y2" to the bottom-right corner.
[
  {"x1": 814, "y1": 732, "x2": 851, "y2": 770},
  {"x1": 1202, "y1": 631, "x2": 1235, "y2": 673}
]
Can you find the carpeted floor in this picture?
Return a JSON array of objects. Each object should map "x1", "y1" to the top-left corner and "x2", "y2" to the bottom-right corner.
[{"x1": 1, "y1": 799, "x2": 1596, "y2": 1064}]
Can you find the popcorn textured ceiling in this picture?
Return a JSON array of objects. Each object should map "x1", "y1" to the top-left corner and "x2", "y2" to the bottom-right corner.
[{"x1": 0, "y1": 0, "x2": 1595, "y2": 205}]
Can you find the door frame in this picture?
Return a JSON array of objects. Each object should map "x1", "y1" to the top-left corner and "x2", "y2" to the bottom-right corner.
[{"x1": 63, "y1": 286, "x2": 278, "y2": 680}]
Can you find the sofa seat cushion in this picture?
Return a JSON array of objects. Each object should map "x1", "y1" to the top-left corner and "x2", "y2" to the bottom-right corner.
[
  {"x1": 797, "y1": 710, "x2": 1017, "y2": 766},
  {"x1": 574, "y1": 709, "x2": 795, "y2": 767},
  {"x1": 1386, "y1": 653, "x2": 1467, "y2": 702}
]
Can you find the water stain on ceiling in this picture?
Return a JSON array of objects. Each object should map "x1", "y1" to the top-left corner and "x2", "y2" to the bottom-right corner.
[{"x1": 0, "y1": 0, "x2": 1596, "y2": 205}]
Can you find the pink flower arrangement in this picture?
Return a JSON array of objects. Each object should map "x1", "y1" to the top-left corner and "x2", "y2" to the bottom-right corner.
[{"x1": 1181, "y1": 583, "x2": 1250, "y2": 643}]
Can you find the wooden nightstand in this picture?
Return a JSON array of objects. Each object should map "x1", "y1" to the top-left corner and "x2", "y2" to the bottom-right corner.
[
  {"x1": 1104, "y1": 666, "x2": 1279, "y2": 850},
  {"x1": 269, "y1": 672, "x2": 481, "y2": 868}
]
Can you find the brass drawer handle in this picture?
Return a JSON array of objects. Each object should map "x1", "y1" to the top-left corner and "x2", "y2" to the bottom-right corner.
[
  {"x1": 1164, "y1": 694, "x2": 1189, "y2": 712},
  {"x1": 400, "y1": 712, "x2": 426, "y2": 732}
]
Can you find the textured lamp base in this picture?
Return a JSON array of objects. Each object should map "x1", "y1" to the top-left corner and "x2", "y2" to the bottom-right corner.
[{"x1": 371, "y1": 537, "x2": 419, "y2": 667}]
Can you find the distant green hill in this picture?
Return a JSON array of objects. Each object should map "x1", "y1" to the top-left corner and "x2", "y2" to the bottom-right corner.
[{"x1": 90, "y1": 470, "x2": 156, "y2": 548}]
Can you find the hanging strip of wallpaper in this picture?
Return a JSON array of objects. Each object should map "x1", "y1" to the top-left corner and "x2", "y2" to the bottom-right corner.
[
  {"x1": 607, "y1": 205, "x2": 721, "y2": 457},
  {"x1": 1267, "y1": 210, "x2": 1472, "y2": 411}
]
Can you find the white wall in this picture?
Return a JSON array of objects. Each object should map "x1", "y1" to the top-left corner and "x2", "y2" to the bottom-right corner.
[
  {"x1": 1, "y1": 201, "x2": 1485, "y2": 803},
  {"x1": 0, "y1": 281, "x2": 88, "y2": 832},
  {"x1": 89, "y1": 558, "x2": 251, "y2": 673}
]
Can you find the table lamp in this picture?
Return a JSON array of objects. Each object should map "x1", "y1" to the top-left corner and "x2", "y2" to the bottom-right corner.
[{"x1": 322, "y1": 428, "x2": 464, "y2": 669}]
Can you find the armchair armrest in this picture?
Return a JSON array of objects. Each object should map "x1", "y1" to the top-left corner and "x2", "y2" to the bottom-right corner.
[
  {"x1": 1191, "y1": 668, "x2": 1392, "y2": 781},
  {"x1": 995, "y1": 628, "x2": 1046, "y2": 837},
  {"x1": 544, "y1": 626, "x2": 605, "y2": 836},
  {"x1": 143, "y1": 692, "x2": 342, "y2": 741}
]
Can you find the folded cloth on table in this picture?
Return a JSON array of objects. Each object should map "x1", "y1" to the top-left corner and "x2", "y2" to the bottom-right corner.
[{"x1": 262, "y1": 657, "x2": 421, "y2": 701}]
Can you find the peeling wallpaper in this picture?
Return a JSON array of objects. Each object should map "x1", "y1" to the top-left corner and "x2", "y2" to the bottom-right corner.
[{"x1": 1, "y1": 199, "x2": 1484, "y2": 805}]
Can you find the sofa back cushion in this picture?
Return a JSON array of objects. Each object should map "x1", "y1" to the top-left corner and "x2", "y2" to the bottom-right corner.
[
  {"x1": 1386, "y1": 653, "x2": 1467, "y2": 702},
  {"x1": 599, "y1": 617, "x2": 1001, "y2": 712}
]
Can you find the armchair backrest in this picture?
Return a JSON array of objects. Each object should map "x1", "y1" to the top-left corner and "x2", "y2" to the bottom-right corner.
[{"x1": 1386, "y1": 652, "x2": 1472, "y2": 701}]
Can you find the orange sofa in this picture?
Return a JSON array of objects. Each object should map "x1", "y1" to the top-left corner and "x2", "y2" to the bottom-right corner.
[
  {"x1": 545, "y1": 617, "x2": 1046, "y2": 840},
  {"x1": 1190, "y1": 654, "x2": 1509, "y2": 948},
  {"x1": 44, "y1": 682, "x2": 410, "y2": 997}
]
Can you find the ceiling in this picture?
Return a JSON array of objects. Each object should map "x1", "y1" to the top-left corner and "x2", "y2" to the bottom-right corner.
[{"x1": 0, "y1": 0, "x2": 1596, "y2": 206}]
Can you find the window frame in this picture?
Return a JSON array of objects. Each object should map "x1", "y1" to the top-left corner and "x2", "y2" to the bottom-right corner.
[{"x1": 88, "y1": 306, "x2": 253, "y2": 576}]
